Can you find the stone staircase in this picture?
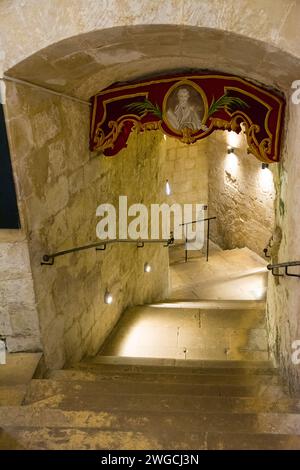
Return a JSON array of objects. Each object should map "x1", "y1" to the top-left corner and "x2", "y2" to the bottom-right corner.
[
  {"x1": 1, "y1": 354, "x2": 300, "y2": 449},
  {"x1": 1, "y1": 274, "x2": 300, "y2": 450}
]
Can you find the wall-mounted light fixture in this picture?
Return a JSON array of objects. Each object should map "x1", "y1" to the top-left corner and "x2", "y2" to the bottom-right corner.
[
  {"x1": 144, "y1": 262, "x2": 152, "y2": 273},
  {"x1": 163, "y1": 134, "x2": 167, "y2": 141},
  {"x1": 261, "y1": 163, "x2": 269, "y2": 170},
  {"x1": 104, "y1": 290, "x2": 113, "y2": 304},
  {"x1": 227, "y1": 146, "x2": 235, "y2": 154},
  {"x1": 165, "y1": 179, "x2": 171, "y2": 196}
]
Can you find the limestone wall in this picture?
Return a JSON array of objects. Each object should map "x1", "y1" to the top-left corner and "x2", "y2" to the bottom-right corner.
[
  {"x1": 160, "y1": 136, "x2": 209, "y2": 208},
  {"x1": 208, "y1": 131, "x2": 275, "y2": 257},
  {"x1": 159, "y1": 131, "x2": 274, "y2": 257},
  {"x1": 159, "y1": 136, "x2": 209, "y2": 243},
  {"x1": 4, "y1": 83, "x2": 169, "y2": 369},
  {"x1": 266, "y1": 98, "x2": 300, "y2": 394},
  {"x1": 0, "y1": 230, "x2": 41, "y2": 352}
]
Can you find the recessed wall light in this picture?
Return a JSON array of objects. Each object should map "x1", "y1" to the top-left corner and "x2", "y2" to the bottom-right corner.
[
  {"x1": 144, "y1": 262, "x2": 152, "y2": 273},
  {"x1": 165, "y1": 179, "x2": 171, "y2": 196},
  {"x1": 104, "y1": 290, "x2": 113, "y2": 304}
]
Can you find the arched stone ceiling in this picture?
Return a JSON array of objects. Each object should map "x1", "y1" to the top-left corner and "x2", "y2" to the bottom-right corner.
[
  {"x1": 5, "y1": 25, "x2": 300, "y2": 100},
  {"x1": 1, "y1": 0, "x2": 300, "y2": 70}
]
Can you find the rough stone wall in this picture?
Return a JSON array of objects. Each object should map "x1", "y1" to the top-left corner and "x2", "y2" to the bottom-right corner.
[
  {"x1": 160, "y1": 136, "x2": 208, "y2": 208},
  {"x1": 266, "y1": 99, "x2": 300, "y2": 394},
  {"x1": 1, "y1": 0, "x2": 300, "y2": 86},
  {"x1": 208, "y1": 131, "x2": 275, "y2": 257},
  {"x1": 5, "y1": 82, "x2": 169, "y2": 369},
  {"x1": 0, "y1": 230, "x2": 41, "y2": 352},
  {"x1": 159, "y1": 136, "x2": 209, "y2": 243}
]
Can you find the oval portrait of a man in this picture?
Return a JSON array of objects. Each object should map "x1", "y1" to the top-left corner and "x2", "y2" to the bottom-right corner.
[{"x1": 165, "y1": 84, "x2": 206, "y2": 133}]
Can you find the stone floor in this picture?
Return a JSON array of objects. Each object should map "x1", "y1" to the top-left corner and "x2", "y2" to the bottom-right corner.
[
  {"x1": 169, "y1": 243, "x2": 268, "y2": 301},
  {"x1": 100, "y1": 245, "x2": 269, "y2": 360}
]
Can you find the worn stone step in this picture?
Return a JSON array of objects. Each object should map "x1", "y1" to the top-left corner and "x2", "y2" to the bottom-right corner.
[
  {"x1": 24, "y1": 379, "x2": 286, "y2": 407},
  {"x1": 1, "y1": 426, "x2": 299, "y2": 450},
  {"x1": 47, "y1": 369, "x2": 280, "y2": 387},
  {"x1": 0, "y1": 427, "x2": 166, "y2": 450},
  {"x1": 19, "y1": 387, "x2": 300, "y2": 413},
  {"x1": 149, "y1": 300, "x2": 266, "y2": 310},
  {"x1": 72, "y1": 360, "x2": 277, "y2": 376},
  {"x1": 86, "y1": 355, "x2": 274, "y2": 369},
  {"x1": 0, "y1": 385, "x2": 27, "y2": 406},
  {"x1": 207, "y1": 432, "x2": 300, "y2": 450},
  {"x1": 105, "y1": 306, "x2": 266, "y2": 328},
  {"x1": 19, "y1": 390, "x2": 300, "y2": 414},
  {"x1": 1, "y1": 407, "x2": 300, "y2": 436}
]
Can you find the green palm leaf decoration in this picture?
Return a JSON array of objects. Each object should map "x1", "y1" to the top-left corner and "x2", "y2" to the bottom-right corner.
[
  {"x1": 208, "y1": 94, "x2": 249, "y2": 117},
  {"x1": 125, "y1": 99, "x2": 162, "y2": 119}
]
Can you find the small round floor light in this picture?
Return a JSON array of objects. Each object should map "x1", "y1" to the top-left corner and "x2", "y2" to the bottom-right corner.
[
  {"x1": 144, "y1": 262, "x2": 152, "y2": 273},
  {"x1": 104, "y1": 290, "x2": 113, "y2": 304}
]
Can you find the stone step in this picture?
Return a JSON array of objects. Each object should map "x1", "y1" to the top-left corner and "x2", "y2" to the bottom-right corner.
[
  {"x1": 2, "y1": 426, "x2": 299, "y2": 450},
  {"x1": 1, "y1": 407, "x2": 300, "y2": 437},
  {"x1": 74, "y1": 362, "x2": 278, "y2": 377},
  {"x1": 86, "y1": 355, "x2": 274, "y2": 369},
  {"x1": 150, "y1": 300, "x2": 266, "y2": 310},
  {"x1": 74, "y1": 359, "x2": 277, "y2": 377},
  {"x1": 47, "y1": 369, "x2": 281, "y2": 387},
  {"x1": 207, "y1": 433, "x2": 300, "y2": 450},
  {"x1": 18, "y1": 391, "x2": 300, "y2": 414},
  {"x1": 0, "y1": 427, "x2": 164, "y2": 450},
  {"x1": 0, "y1": 385, "x2": 27, "y2": 406},
  {"x1": 20, "y1": 391, "x2": 300, "y2": 414},
  {"x1": 23, "y1": 379, "x2": 286, "y2": 407}
]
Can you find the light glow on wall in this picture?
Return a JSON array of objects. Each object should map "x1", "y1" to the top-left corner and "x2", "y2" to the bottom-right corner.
[
  {"x1": 224, "y1": 152, "x2": 239, "y2": 177},
  {"x1": 258, "y1": 166, "x2": 274, "y2": 192},
  {"x1": 227, "y1": 130, "x2": 243, "y2": 149}
]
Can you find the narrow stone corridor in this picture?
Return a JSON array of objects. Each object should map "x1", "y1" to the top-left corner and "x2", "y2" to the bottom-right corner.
[{"x1": 99, "y1": 246, "x2": 269, "y2": 361}]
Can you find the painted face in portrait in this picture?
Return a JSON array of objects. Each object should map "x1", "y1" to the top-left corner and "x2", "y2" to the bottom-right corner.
[{"x1": 166, "y1": 85, "x2": 204, "y2": 132}]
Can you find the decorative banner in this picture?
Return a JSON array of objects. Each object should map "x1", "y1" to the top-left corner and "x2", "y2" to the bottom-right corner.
[
  {"x1": 90, "y1": 72, "x2": 285, "y2": 163},
  {"x1": 0, "y1": 104, "x2": 20, "y2": 229}
]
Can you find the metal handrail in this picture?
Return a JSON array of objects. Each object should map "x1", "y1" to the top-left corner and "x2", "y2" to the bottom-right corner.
[
  {"x1": 179, "y1": 216, "x2": 217, "y2": 263},
  {"x1": 179, "y1": 216, "x2": 217, "y2": 226},
  {"x1": 41, "y1": 236, "x2": 175, "y2": 265},
  {"x1": 267, "y1": 261, "x2": 300, "y2": 278}
]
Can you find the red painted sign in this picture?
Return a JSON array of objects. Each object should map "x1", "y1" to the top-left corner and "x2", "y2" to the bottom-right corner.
[{"x1": 90, "y1": 72, "x2": 285, "y2": 163}]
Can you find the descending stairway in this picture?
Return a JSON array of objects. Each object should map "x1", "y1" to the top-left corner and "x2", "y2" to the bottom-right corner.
[
  {"x1": 1, "y1": 354, "x2": 300, "y2": 450},
  {"x1": 0, "y1": 248, "x2": 299, "y2": 450}
]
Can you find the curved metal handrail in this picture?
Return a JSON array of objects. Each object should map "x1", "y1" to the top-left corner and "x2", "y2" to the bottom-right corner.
[
  {"x1": 41, "y1": 236, "x2": 175, "y2": 265},
  {"x1": 267, "y1": 261, "x2": 300, "y2": 278}
]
